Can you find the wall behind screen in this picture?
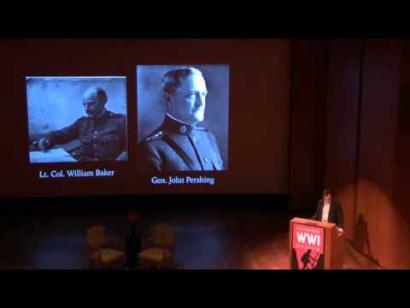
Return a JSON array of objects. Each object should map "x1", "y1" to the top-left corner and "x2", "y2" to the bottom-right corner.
[{"x1": 0, "y1": 39, "x2": 290, "y2": 197}]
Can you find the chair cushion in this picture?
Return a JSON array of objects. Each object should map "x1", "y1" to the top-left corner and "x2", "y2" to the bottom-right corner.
[
  {"x1": 138, "y1": 248, "x2": 165, "y2": 263},
  {"x1": 91, "y1": 249, "x2": 124, "y2": 265}
]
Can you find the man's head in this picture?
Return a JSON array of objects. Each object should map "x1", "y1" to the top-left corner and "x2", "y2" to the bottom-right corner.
[
  {"x1": 162, "y1": 67, "x2": 208, "y2": 125},
  {"x1": 82, "y1": 86, "x2": 107, "y2": 118},
  {"x1": 323, "y1": 188, "x2": 332, "y2": 204}
]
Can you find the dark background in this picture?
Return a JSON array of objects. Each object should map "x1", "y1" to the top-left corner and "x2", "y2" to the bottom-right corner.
[{"x1": 0, "y1": 9, "x2": 410, "y2": 272}]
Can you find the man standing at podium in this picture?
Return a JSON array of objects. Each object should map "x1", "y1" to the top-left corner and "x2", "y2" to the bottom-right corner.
[{"x1": 312, "y1": 188, "x2": 344, "y2": 236}]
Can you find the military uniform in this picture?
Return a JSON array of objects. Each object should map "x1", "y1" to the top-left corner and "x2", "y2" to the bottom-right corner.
[
  {"x1": 44, "y1": 110, "x2": 127, "y2": 161},
  {"x1": 139, "y1": 115, "x2": 224, "y2": 171}
]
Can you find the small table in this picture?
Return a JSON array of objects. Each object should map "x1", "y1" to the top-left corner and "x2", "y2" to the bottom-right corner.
[{"x1": 125, "y1": 234, "x2": 141, "y2": 269}]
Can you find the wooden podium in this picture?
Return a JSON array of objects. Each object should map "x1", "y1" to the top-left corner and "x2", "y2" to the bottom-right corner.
[{"x1": 289, "y1": 217, "x2": 343, "y2": 269}]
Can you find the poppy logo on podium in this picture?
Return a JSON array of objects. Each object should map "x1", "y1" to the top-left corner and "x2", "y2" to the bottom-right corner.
[{"x1": 291, "y1": 223, "x2": 324, "y2": 269}]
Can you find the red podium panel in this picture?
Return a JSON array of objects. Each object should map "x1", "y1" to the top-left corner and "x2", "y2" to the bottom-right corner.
[{"x1": 290, "y1": 218, "x2": 343, "y2": 269}]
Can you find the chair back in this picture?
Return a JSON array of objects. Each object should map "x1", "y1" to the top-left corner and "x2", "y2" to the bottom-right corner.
[
  {"x1": 86, "y1": 225, "x2": 106, "y2": 252},
  {"x1": 152, "y1": 224, "x2": 175, "y2": 249}
]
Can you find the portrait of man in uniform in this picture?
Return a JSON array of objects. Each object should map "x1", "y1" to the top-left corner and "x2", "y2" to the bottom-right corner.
[
  {"x1": 26, "y1": 76, "x2": 128, "y2": 163},
  {"x1": 137, "y1": 65, "x2": 229, "y2": 172}
]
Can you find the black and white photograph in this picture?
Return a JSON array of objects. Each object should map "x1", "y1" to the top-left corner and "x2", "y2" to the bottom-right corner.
[
  {"x1": 26, "y1": 76, "x2": 128, "y2": 163},
  {"x1": 137, "y1": 65, "x2": 229, "y2": 172}
]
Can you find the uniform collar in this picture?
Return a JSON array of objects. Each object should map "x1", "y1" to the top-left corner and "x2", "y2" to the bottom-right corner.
[
  {"x1": 88, "y1": 109, "x2": 108, "y2": 120},
  {"x1": 163, "y1": 114, "x2": 204, "y2": 135},
  {"x1": 88, "y1": 109, "x2": 112, "y2": 124}
]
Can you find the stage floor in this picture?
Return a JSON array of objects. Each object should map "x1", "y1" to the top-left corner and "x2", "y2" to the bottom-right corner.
[{"x1": 0, "y1": 207, "x2": 381, "y2": 269}]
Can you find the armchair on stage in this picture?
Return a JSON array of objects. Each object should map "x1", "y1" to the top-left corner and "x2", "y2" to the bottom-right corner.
[{"x1": 289, "y1": 218, "x2": 344, "y2": 269}]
